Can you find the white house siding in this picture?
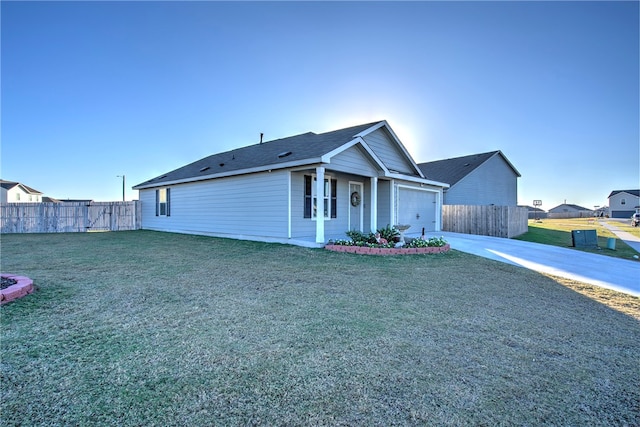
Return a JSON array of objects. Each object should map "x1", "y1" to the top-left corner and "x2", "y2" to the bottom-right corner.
[
  {"x1": 140, "y1": 171, "x2": 290, "y2": 239},
  {"x1": 445, "y1": 154, "x2": 517, "y2": 205},
  {"x1": 609, "y1": 192, "x2": 640, "y2": 218},
  {"x1": 362, "y1": 128, "x2": 414, "y2": 174},
  {"x1": 2, "y1": 187, "x2": 41, "y2": 203}
]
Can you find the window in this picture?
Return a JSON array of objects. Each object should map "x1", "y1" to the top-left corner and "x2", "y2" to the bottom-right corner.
[
  {"x1": 15, "y1": 193, "x2": 20, "y2": 201},
  {"x1": 304, "y1": 175, "x2": 336, "y2": 219},
  {"x1": 155, "y1": 188, "x2": 171, "y2": 216},
  {"x1": 621, "y1": 198, "x2": 626, "y2": 205}
]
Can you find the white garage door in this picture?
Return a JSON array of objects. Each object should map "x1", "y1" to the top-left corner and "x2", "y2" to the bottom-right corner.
[{"x1": 397, "y1": 187, "x2": 437, "y2": 233}]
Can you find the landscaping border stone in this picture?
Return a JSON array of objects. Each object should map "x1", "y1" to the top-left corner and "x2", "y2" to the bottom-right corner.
[
  {"x1": 1, "y1": 274, "x2": 34, "y2": 305},
  {"x1": 325, "y1": 243, "x2": 450, "y2": 255}
]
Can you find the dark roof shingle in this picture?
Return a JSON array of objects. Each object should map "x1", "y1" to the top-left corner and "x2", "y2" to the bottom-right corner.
[
  {"x1": 0, "y1": 180, "x2": 43, "y2": 194},
  {"x1": 134, "y1": 122, "x2": 382, "y2": 188},
  {"x1": 608, "y1": 190, "x2": 640, "y2": 198},
  {"x1": 417, "y1": 151, "x2": 499, "y2": 186}
]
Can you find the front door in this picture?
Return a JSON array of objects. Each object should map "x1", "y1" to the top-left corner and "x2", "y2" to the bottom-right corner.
[{"x1": 349, "y1": 182, "x2": 363, "y2": 231}]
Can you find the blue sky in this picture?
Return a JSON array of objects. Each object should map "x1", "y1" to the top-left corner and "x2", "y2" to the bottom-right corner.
[{"x1": 2, "y1": 1, "x2": 638, "y2": 210}]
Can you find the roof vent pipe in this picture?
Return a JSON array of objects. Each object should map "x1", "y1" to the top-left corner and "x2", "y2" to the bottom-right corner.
[{"x1": 260, "y1": 133, "x2": 264, "y2": 144}]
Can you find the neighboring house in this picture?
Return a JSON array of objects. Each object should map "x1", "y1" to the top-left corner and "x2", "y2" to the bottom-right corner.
[
  {"x1": 523, "y1": 205, "x2": 547, "y2": 220},
  {"x1": 417, "y1": 151, "x2": 520, "y2": 206},
  {"x1": 0, "y1": 180, "x2": 43, "y2": 203},
  {"x1": 133, "y1": 121, "x2": 449, "y2": 247},
  {"x1": 548, "y1": 203, "x2": 593, "y2": 218},
  {"x1": 608, "y1": 190, "x2": 640, "y2": 218}
]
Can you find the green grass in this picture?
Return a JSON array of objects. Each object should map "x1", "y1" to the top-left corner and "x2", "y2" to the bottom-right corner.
[
  {"x1": 516, "y1": 218, "x2": 640, "y2": 261},
  {"x1": 1, "y1": 231, "x2": 639, "y2": 426}
]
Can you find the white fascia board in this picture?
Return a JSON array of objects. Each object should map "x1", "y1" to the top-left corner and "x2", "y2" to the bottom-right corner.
[
  {"x1": 353, "y1": 120, "x2": 387, "y2": 138},
  {"x1": 17, "y1": 184, "x2": 42, "y2": 195},
  {"x1": 321, "y1": 137, "x2": 389, "y2": 174},
  {"x1": 355, "y1": 120, "x2": 426, "y2": 179},
  {"x1": 386, "y1": 172, "x2": 450, "y2": 189},
  {"x1": 132, "y1": 157, "x2": 323, "y2": 190}
]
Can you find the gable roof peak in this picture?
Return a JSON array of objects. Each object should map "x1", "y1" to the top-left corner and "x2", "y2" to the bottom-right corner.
[
  {"x1": 0, "y1": 179, "x2": 43, "y2": 194},
  {"x1": 608, "y1": 189, "x2": 640, "y2": 198},
  {"x1": 417, "y1": 150, "x2": 517, "y2": 186}
]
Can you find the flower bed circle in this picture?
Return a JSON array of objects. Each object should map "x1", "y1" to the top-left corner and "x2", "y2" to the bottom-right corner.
[
  {"x1": 325, "y1": 243, "x2": 450, "y2": 255},
  {"x1": 1, "y1": 274, "x2": 34, "y2": 305}
]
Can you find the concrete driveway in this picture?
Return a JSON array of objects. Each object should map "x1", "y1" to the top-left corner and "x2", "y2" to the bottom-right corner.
[{"x1": 425, "y1": 231, "x2": 640, "y2": 297}]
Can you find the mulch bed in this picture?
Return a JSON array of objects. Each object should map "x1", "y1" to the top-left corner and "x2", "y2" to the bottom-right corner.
[{"x1": 1, "y1": 276, "x2": 18, "y2": 290}]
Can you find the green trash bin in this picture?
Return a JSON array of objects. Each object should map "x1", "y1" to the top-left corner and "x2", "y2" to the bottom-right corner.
[{"x1": 607, "y1": 237, "x2": 616, "y2": 250}]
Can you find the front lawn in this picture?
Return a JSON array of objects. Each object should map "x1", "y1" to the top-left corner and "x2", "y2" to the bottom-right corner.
[
  {"x1": 516, "y1": 218, "x2": 640, "y2": 261},
  {"x1": 1, "y1": 231, "x2": 639, "y2": 426}
]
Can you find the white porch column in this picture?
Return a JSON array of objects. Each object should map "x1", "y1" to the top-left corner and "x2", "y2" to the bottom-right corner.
[
  {"x1": 370, "y1": 176, "x2": 378, "y2": 233},
  {"x1": 315, "y1": 166, "x2": 325, "y2": 243}
]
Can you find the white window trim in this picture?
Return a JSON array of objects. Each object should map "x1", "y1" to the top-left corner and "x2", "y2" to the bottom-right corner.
[
  {"x1": 311, "y1": 173, "x2": 333, "y2": 220},
  {"x1": 157, "y1": 188, "x2": 169, "y2": 216}
]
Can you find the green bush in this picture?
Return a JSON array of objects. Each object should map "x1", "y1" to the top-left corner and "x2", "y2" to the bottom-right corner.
[
  {"x1": 405, "y1": 236, "x2": 448, "y2": 248},
  {"x1": 377, "y1": 225, "x2": 400, "y2": 242},
  {"x1": 339, "y1": 227, "x2": 446, "y2": 248},
  {"x1": 345, "y1": 230, "x2": 374, "y2": 244}
]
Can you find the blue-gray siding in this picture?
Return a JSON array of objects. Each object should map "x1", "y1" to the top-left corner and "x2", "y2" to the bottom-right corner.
[
  {"x1": 609, "y1": 192, "x2": 640, "y2": 218},
  {"x1": 362, "y1": 128, "x2": 414, "y2": 174},
  {"x1": 376, "y1": 180, "x2": 392, "y2": 228},
  {"x1": 329, "y1": 145, "x2": 379, "y2": 177},
  {"x1": 444, "y1": 154, "x2": 517, "y2": 205},
  {"x1": 140, "y1": 171, "x2": 289, "y2": 238}
]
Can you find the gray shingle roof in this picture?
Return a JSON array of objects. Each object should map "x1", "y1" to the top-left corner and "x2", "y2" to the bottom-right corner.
[
  {"x1": 549, "y1": 203, "x2": 591, "y2": 212},
  {"x1": 0, "y1": 180, "x2": 17, "y2": 190},
  {"x1": 0, "y1": 180, "x2": 43, "y2": 194},
  {"x1": 134, "y1": 121, "x2": 382, "y2": 189},
  {"x1": 417, "y1": 151, "x2": 505, "y2": 186},
  {"x1": 608, "y1": 190, "x2": 640, "y2": 198}
]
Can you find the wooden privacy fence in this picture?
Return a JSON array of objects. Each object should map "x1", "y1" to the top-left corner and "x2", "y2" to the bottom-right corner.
[
  {"x1": 442, "y1": 205, "x2": 528, "y2": 238},
  {"x1": 1, "y1": 201, "x2": 141, "y2": 233},
  {"x1": 547, "y1": 211, "x2": 594, "y2": 219}
]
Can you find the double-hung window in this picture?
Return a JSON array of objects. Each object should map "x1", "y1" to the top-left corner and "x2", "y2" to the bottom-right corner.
[
  {"x1": 304, "y1": 175, "x2": 337, "y2": 219},
  {"x1": 155, "y1": 188, "x2": 171, "y2": 216}
]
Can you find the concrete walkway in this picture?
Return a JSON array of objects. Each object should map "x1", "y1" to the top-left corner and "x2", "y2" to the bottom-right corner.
[
  {"x1": 425, "y1": 231, "x2": 640, "y2": 297},
  {"x1": 599, "y1": 220, "x2": 640, "y2": 253}
]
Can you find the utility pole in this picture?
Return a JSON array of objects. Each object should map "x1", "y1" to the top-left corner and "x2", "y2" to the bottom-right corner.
[{"x1": 117, "y1": 175, "x2": 125, "y2": 201}]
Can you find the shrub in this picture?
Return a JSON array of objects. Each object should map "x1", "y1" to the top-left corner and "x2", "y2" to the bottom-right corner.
[
  {"x1": 339, "y1": 227, "x2": 442, "y2": 249},
  {"x1": 406, "y1": 236, "x2": 448, "y2": 248},
  {"x1": 345, "y1": 230, "x2": 374, "y2": 244},
  {"x1": 377, "y1": 225, "x2": 400, "y2": 242}
]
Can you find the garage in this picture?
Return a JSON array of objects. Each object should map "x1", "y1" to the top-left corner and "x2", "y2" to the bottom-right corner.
[{"x1": 396, "y1": 186, "x2": 438, "y2": 234}]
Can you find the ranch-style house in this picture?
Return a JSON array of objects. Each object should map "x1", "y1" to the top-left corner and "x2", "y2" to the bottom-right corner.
[{"x1": 133, "y1": 121, "x2": 449, "y2": 246}]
